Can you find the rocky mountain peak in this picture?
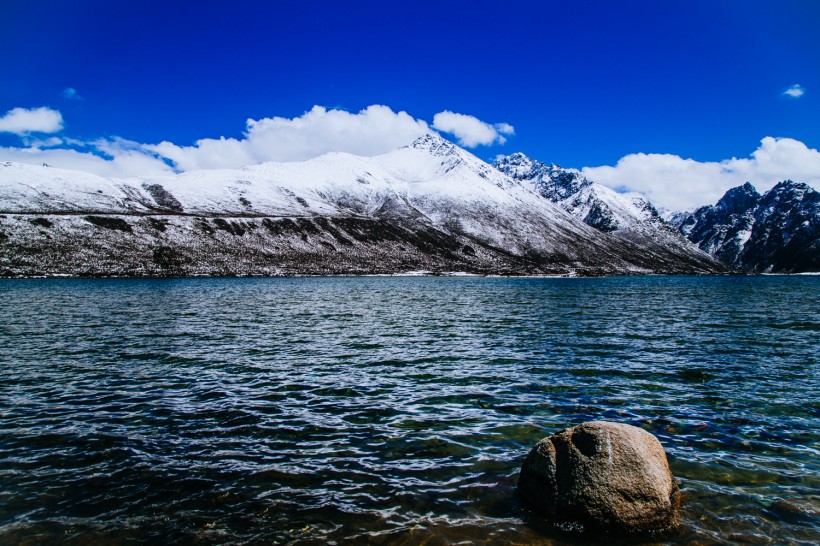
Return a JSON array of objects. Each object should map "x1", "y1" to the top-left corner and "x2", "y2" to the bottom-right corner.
[
  {"x1": 715, "y1": 182, "x2": 760, "y2": 214},
  {"x1": 763, "y1": 180, "x2": 815, "y2": 203},
  {"x1": 408, "y1": 133, "x2": 458, "y2": 156},
  {"x1": 493, "y1": 154, "x2": 590, "y2": 200},
  {"x1": 493, "y1": 152, "x2": 536, "y2": 175}
]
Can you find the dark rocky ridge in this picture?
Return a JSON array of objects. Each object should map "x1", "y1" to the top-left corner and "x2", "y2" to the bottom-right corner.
[
  {"x1": 0, "y1": 211, "x2": 727, "y2": 277},
  {"x1": 674, "y1": 181, "x2": 819, "y2": 272}
]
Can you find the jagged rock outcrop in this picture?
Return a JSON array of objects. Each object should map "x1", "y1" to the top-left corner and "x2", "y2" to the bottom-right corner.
[{"x1": 672, "y1": 181, "x2": 819, "y2": 272}]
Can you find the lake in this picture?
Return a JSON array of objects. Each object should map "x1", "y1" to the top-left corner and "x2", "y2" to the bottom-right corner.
[{"x1": 0, "y1": 276, "x2": 817, "y2": 544}]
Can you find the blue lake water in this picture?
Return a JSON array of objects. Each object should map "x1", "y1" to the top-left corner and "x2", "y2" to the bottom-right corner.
[{"x1": 0, "y1": 276, "x2": 818, "y2": 544}]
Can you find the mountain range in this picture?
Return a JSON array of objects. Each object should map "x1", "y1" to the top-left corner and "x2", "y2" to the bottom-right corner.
[
  {"x1": 492, "y1": 154, "x2": 819, "y2": 274},
  {"x1": 670, "y1": 181, "x2": 819, "y2": 273},
  {"x1": 492, "y1": 153, "x2": 712, "y2": 267},
  {"x1": 0, "y1": 134, "x2": 727, "y2": 277}
]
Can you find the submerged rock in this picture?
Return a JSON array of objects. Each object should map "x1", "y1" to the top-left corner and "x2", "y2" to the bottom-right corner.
[{"x1": 519, "y1": 421, "x2": 681, "y2": 535}]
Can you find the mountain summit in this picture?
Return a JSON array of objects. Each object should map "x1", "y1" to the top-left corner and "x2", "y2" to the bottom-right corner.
[{"x1": 494, "y1": 153, "x2": 588, "y2": 201}]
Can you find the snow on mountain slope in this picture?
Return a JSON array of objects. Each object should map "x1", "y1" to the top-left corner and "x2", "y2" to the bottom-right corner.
[
  {"x1": 0, "y1": 161, "x2": 147, "y2": 214},
  {"x1": 0, "y1": 136, "x2": 727, "y2": 276},
  {"x1": 1, "y1": 136, "x2": 596, "y2": 255},
  {"x1": 495, "y1": 153, "x2": 663, "y2": 233},
  {"x1": 2, "y1": 136, "x2": 528, "y2": 217},
  {"x1": 492, "y1": 152, "x2": 715, "y2": 255}
]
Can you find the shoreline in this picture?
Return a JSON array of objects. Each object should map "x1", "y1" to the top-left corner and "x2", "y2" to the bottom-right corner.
[{"x1": 3, "y1": 271, "x2": 813, "y2": 281}]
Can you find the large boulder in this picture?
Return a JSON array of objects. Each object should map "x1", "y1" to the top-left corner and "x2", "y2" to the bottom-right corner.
[{"x1": 519, "y1": 421, "x2": 681, "y2": 535}]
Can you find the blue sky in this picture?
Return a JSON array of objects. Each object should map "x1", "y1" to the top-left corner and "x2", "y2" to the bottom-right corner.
[{"x1": 1, "y1": 0, "x2": 818, "y2": 208}]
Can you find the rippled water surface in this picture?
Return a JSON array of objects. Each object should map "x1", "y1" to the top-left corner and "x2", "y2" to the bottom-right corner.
[{"x1": 0, "y1": 276, "x2": 818, "y2": 545}]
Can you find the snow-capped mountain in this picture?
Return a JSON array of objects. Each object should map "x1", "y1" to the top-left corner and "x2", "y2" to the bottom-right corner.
[
  {"x1": 493, "y1": 152, "x2": 717, "y2": 266},
  {"x1": 672, "y1": 181, "x2": 819, "y2": 272},
  {"x1": 0, "y1": 135, "x2": 726, "y2": 277}
]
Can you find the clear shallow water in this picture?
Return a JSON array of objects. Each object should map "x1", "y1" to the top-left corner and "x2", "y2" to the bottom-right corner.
[{"x1": 0, "y1": 276, "x2": 818, "y2": 545}]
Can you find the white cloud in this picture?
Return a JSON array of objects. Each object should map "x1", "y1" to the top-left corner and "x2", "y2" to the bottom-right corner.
[
  {"x1": 0, "y1": 104, "x2": 516, "y2": 176},
  {"x1": 1, "y1": 102, "x2": 815, "y2": 214},
  {"x1": 0, "y1": 107, "x2": 64, "y2": 135},
  {"x1": 432, "y1": 111, "x2": 514, "y2": 147},
  {"x1": 61, "y1": 87, "x2": 83, "y2": 100},
  {"x1": 147, "y1": 105, "x2": 432, "y2": 171},
  {"x1": 0, "y1": 137, "x2": 173, "y2": 178},
  {"x1": 495, "y1": 122, "x2": 515, "y2": 136},
  {"x1": 783, "y1": 84, "x2": 805, "y2": 98},
  {"x1": 582, "y1": 137, "x2": 820, "y2": 210}
]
